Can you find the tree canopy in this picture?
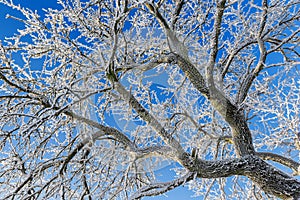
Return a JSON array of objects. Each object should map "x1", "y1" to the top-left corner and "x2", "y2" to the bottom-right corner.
[{"x1": 0, "y1": 0, "x2": 299, "y2": 199}]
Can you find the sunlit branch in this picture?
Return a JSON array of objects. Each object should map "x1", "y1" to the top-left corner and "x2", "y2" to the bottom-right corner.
[
  {"x1": 144, "y1": 2, "x2": 170, "y2": 31},
  {"x1": 144, "y1": 2, "x2": 189, "y2": 59},
  {"x1": 206, "y1": 0, "x2": 226, "y2": 87},
  {"x1": 221, "y1": 40, "x2": 257, "y2": 79},
  {"x1": 267, "y1": 27, "x2": 300, "y2": 54},
  {"x1": 236, "y1": 0, "x2": 268, "y2": 105},
  {"x1": 114, "y1": 81, "x2": 186, "y2": 158},
  {"x1": 264, "y1": 61, "x2": 300, "y2": 69},
  {"x1": 35, "y1": 95, "x2": 137, "y2": 151},
  {"x1": 258, "y1": 0, "x2": 268, "y2": 37},
  {"x1": 123, "y1": 55, "x2": 171, "y2": 72},
  {"x1": 124, "y1": 152, "x2": 300, "y2": 199},
  {"x1": 163, "y1": 53, "x2": 210, "y2": 97},
  {"x1": 130, "y1": 153, "x2": 300, "y2": 199},
  {"x1": 5, "y1": 14, "x2": 38, "y2": 27},
  {"x1": 63, "y1": 109, "x2": 137, "y2": 150},
  {"x1": 194, "y1": 155, "x2": 300, "y2": 199},
  {"x1": 130, "y1": 172, "x2": 195, "y2": 200},
  {"x1": 256, "y1": 152, "x2": 300, "y2": 175},
  {"x1": 135, "y1": 145, "x2": 173, "y2": 159}
]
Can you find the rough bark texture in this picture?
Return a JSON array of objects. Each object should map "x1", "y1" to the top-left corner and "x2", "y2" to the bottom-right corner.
[
  {"x1": 193, "y1": 155, "x2": 300, "y2": 199},
  {"x1": 166, "y1": 53, "x2": 256, "y2": 156}
]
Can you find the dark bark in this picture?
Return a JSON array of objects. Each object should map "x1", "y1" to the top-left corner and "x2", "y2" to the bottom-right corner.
[{"x1": 190, "y1": 155, "x2": 300, "y2": 199}]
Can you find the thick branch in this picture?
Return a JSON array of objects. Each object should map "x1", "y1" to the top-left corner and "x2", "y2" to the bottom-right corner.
[
  {"x1": 136, "y1": 145, "x2": 174, "y2": 159},
  {"x1": 125, "y1": 56, "x2": 174, "y2": 72},
  {"x1": 144, "y1": 2, "x2": 189, "y2": 59},
  {"x1": 160, "y1": 53, "x2": 255, "y2": 156},
  {"x1": 144, "y1": 2, "x2": 170, "y2": 30},
  {"x1": 133, "y1": 154, "x2": 300, "y2": 199},
  {"x1": 191, "y1": 155, "x2": 300, "y2": 199},
  {"x1": 215, "y1": 135, "x2": 300, "y2": 174},
  {"x1": 162, "y1": 53, "x2": 210, "y2": 97}
]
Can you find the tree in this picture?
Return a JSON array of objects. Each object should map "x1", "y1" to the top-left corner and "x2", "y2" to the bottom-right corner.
[{"x1": 0, "y1": 0, "x2": 299, "y2": 199}]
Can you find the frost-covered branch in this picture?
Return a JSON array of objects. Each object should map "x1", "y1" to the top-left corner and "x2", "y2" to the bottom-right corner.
[
  {"x1": 256, "y1": 152, "x2": 300, "y2": 175},
  {"x1": 130, "y1": 172, "x2": 195, "y2": 200},
  {"x1": 114, "y1": 81, "x2": 186, "y2": 159},
  {"x1": 236, "y1": 0, "x2": 268, "y2": 105},
  {"x1": 206, "y1": 0, "x2": 226, "y2": 87},
  {"x1": 61, "y1": 109, "x2": 137, "y2": 151}
]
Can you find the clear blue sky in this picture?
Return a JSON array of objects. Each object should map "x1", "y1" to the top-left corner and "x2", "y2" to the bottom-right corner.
[{"x1": 0, "y1": 1, "x2": 197, "y2": 199}]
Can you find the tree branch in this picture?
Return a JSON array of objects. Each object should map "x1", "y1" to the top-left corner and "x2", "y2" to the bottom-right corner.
[
  {"x1": 59, "y1": 131, "x2": 105, "y2": 174},
  {"x1": 221, "y1": 40, "x2": 257, "y2": 79},
  {"x1": 206, "y1": 0, "x2": 226, "y2": 87},
  {"x1": 130, "y1": 172, "x2": 195, "y2": 200},
  {"x1": 157, "y1": 53, "x2": 255, "y2": 156},
  {"x1": 256, "y1": 152, "x2": 300, "y2": 175},
  {"x1": 114, "y1": 81, "x2": 185, "y2": 159},
  {"x1": 144, "y1": 2, "x2": 189, "y2": 59},
  {"x1": 131, "y1": 154, "x2": 300, "y2": 199},
  {"x1": 163, "y1": 53, "x2": 210, "y2": 97},
  {"x1": 38, "y1": 98, "x2": 137, "y2": 151},
  {"x1": 191, "y1": 155, "x2": 300, "y2": 199},
  {"x1": 236, "y1": 0, "x2": 268, "y2": 105},
  {"x1": 171, "y1": 0, "x2": 185, "y2": 29},
  {"x1": 135, "y1": 145, "x2": 174, "y2": 159}
]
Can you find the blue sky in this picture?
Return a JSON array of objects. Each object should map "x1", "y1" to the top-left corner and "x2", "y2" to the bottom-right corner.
[
  {"x1": 0, "y1": 1, "x2": 198, "y2": 199},
  {"x1": 0, "y1": 1, "x2": 57, "y2": 39}
]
